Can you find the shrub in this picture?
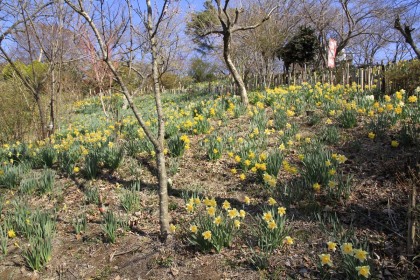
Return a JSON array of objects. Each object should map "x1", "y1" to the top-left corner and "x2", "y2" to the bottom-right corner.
[{"x1": 385, "y1": 59, "x2": 420, "y2": 94}]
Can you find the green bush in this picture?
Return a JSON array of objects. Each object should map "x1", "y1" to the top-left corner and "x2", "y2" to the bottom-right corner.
[
  {"x1": 0, "y1": 80, "x2": 34, "y2": 142},
  {"x1": 385, "y1": 59, "x2": 420, "y2": 94}
]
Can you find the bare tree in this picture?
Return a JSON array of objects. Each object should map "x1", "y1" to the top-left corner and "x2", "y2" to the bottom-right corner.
[
  {"x1": 235, "y1": 0, "x2": 299, "y2": 88},
  {"x1": 188, "y1": 0, "x2": 277, "y2": 105},
  {"x1": 63, "y1": 0, "x2": 174, "y2": 240},
  {"x1": 300, "y1": 0, "x2": 387, "y2": 67}
]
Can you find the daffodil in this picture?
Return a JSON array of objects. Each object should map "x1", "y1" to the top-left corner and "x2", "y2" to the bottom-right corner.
[
  {"x1": 244, "y1": 196, "x2": 251, "y2": 205},
  {"x1": 234, "y1": 220, "x2": 241, "y2": 229},
  {"x1": 203, "y1": 197, "x2": 212, "y2": 207},
  {"x1": 190, "y1": 225, "x2": 198, "y2": 234},
  {"x1": 208, "y1": 198, "x2": 217, "y2": 207},
  {"x1": 185, "y1": 203, "x2": 194, "y2": 213},
  {"x1": 214, "y1": 216, "x2": 222, "y2": 225},
  {"x1": 228, "y1": 208, "x2": 239, "y2": 219},
  {"x1": 342, "y1": 242, "x2": 353, "y2": 255},
  {"x1": 202, "y1": 230, "x2": 212, "y2": 240},
  {"x1": 356, "y1": 265, "x2": 370, "y2": 278},
  {"x1": 284, "y1": 236, "x2": 293, "y2": 245},
  {"x1": 169, "y1": 224, "x2": 176, "y2": 233},
  {"x1": 319, "y1": 254, "x2": 333, "y2": 266},
  {"x1": 354, "y1": 249, "x2": 368, "y2": 262},
  {"x1": 408, "y1": 95, "x2": 417, "y2": 103},
  {"x1": 263, "y1": 212, "x2": 273, "y2": 222},
  {"x1": 267, "y1": 220, "x2": 277, "y2": 230},
  {"x1": 277, "y1": 207, "x2": 286, "y2": 216},
  {"x1": 207, "y1": 206, "x2": 216, "y2": 217},
  {"x1": 327, "y1": 241, "x2": 337, "y2": 252},
  {"x1": 222, "y1": 200, "x2": 231, "y2": 210},
  {"x1": 313, "y1": 183, "x2": 321, "y2": 192},
  {"x1": 194, "y1": 197, "x2": 201, "y2": 205},
  {"x1": 328, "y1": 180, "x2": 337, "y2": 188},
  {"x1": 8, "y1": 229, "x2": 16, "y2": 238},
  {"x1": 337, "y1": 154, "x2": 347, "y2": 164},
  {"x1": 267, "y1": 197, "x2": 277, "y2": 206}
]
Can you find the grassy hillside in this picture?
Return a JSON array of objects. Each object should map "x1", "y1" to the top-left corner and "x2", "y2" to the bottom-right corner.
[{"x1": 0, "y1": 83, "x2": 419, "y2": 279}]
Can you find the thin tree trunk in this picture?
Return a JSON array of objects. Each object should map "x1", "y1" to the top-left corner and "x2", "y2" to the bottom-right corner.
[
  {"x1": 35, "y1": 95, "x2": 47, "y2": 139},
  {"x1": 407, "y1": 171, "x2": 418, "y2": 256},
  {"x1": 50, "y1": 68, "x2": 56, "y2": 135},
  {"x1": 99, "y1": 90, "x2": 109, "y2": 118},
  {"x1": 223, "y1": 33, "x2": 248, "y2": 105},
  {"x1": 147, "y1": 0, "x2": 169, "y2": 240},
  {"x1": 64, "y1": 0, "x2": 171, "y2": 240}
]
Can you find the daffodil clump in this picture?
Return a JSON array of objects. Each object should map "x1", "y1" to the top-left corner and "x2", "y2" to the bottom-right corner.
[
  {"x1": 265, "y1": 82, "x2": 419, "y2": 150},
  {"x1": 255, "y1": 198, "x2": 291, "y2": 253},
  {"x1": 204, "y1": 134, "x2": 225, "y2": 161},
  {"x1": 300, "y1": 142, "x2": 350, "y2": 200},
  {"x1": 366, "y1": 88, "x2": 419, "y2": 142},
  {"x1": 318, "y1": 240, "x2": 371, "y2": 279},
  {"x1": 184, "y1": 196, "x2": 243, "y2": 252},
  {"x1": 167, "y1": 134, "x2": 189, "y2": 157}
]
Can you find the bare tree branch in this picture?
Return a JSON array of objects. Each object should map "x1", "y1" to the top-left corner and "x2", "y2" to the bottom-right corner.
[
  {"x1": 232, "y1": 5, "x2": 277, "y2": 33},
  {"x1": 394, "y1": 15, "x2": 420, "y2": 59}
]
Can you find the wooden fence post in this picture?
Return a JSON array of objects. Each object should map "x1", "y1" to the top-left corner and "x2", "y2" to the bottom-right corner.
[{"x1": 360, "y1": 68, "x2": 364, "y2": 91}]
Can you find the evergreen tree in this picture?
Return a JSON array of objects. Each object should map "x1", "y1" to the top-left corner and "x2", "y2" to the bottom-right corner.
[{"x1": 277, "y1": 26, "x2": 319, "y2": 72}]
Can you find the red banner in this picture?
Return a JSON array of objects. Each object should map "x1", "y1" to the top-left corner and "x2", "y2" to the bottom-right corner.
[{"x1": 328, "y1": 39, "x2": 337, "y2": 68}]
